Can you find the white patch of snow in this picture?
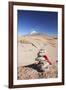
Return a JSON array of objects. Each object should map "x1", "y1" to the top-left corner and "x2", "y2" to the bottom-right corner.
[{"x1": 30, "y1": 30, "x2": 37, "y2": 34}]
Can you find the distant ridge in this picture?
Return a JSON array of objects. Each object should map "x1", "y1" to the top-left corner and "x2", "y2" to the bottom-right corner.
[{"x1": 20, "y1": 30, "x2": 57, "y2": 39}]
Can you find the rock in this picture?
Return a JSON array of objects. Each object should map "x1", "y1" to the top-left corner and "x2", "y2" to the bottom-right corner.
[
  {"x1": 41, "y1": 63, "x2": 50, "y2": 71},
  {"x1": 38, "y1": 52, "x2": 45, "y2": 57},
  {"x1": 39, "y1": 49, "x2": 46, "y2": 53},
  {"x1": 36, "y1": 57, "x2": 45, "y2": 61}
]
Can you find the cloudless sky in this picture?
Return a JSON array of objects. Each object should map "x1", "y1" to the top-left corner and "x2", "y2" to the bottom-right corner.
[{"x1": 17, "y1": 10, "x2": 58, "y2": 36}]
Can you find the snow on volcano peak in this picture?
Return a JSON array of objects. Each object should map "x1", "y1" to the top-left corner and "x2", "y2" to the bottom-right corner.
[{"x1": 30, "y1": 30, "x2": 37, "y2": 35}]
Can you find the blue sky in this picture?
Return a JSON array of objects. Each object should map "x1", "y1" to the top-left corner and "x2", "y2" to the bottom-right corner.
[{"x1": 17, "y1": 10, "x2": 58, "y2": 36}]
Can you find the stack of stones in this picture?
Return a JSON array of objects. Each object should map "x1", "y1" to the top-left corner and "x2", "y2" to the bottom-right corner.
[{"x1": 35, "y1": 49, "x2": 50, "y2": 72}]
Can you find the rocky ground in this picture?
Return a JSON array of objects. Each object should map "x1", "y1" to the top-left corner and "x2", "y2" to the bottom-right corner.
[
  {"x1": 17, "y1": 62, "x2": 58, "y2": 80},
  {"x1": 17, "y1": 35, "x2": 58, "y2": 80}
]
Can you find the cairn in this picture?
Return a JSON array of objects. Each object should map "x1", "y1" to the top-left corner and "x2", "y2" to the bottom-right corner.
[{"x1": 35, "y1": 49, "x2": 51, "y2": 72}]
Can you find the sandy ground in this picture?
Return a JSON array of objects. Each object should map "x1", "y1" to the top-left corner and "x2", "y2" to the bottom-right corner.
[
  {"x1": 17, "y1": 35, "x2": 58, "y2": 79},
  {"x1": 17, "y1": 35, "x2": 57, "y2": 67}
]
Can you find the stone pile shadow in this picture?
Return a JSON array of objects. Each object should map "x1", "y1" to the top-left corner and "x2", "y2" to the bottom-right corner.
[{"x1": 25, "y1": 64, "x2": 43, "y2": 72}]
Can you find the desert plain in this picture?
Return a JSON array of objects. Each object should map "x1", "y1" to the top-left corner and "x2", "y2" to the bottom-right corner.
[{"x1": 17, "y1": 34, "x2": 58, "y2": 79}]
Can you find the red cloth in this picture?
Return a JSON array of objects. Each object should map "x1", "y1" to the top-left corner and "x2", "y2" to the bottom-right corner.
[{"x1": 43, "y1": 55, "x2": 52, "y2": 65}]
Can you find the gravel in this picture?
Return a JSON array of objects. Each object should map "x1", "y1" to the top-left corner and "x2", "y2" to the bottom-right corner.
[{"x1": 17, "y1": 63, "x2": 58, "y2": 80}]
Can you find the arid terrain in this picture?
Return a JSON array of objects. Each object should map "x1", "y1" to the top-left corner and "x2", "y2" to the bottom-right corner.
[{"x1": 17, "y1": 34, "x2": 58, "y2": 79}]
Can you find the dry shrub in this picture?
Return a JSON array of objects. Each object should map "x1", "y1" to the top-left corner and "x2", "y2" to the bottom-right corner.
[{"x1": 20, "y1": 39, "x2": 30, "y2": 44}]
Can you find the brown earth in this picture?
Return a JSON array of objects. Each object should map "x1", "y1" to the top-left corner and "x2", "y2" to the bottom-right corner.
[{"x1": 17, "y1": 35, "x2": 58, "y2": 79}]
